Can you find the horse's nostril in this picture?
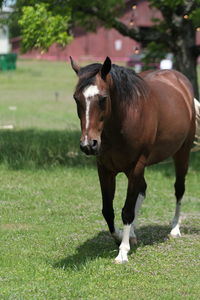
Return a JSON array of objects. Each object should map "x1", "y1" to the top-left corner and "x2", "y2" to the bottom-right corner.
[
  {"x1": 80, "y1": 139, "x2": 98, "y2": 155},
  {"x1": 91, "y1": 140, "x2": 98, "y2": 149},
  {"x1": 80, "y1": 141, "x2": 91, "y2": 155},
  {"x1": 80, "y1": 141, "x2": 85, "y2": 151}
]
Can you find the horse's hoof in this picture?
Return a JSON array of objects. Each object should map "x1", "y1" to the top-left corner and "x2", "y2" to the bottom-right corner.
[
  {"x1": 130, "y1": 237, "x2": 137, "y2": 247},
  {"x1": 170, "y1": 227, "x2": 181, "y2": 238},
  {"x1": 114, "y1": 258, "x2": 128, "y2": 264},
  {"x1": 114, "y1": 250, "x2": 129, "y2": 264},
  {"x1": 170, "y1": 232, "x2": 181, "y2": 238}
]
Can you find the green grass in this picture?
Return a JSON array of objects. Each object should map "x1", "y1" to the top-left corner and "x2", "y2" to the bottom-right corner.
[
  {"x1": 0, "y1": 60, "x2": 77, "y2": 130},
  {"x1": 0, "y1": 60, "x2": 200, "y2": 299}
]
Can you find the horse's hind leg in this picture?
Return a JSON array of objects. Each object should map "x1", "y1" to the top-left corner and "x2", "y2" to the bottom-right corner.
[{"x1": 171, "y1": 146, "x2": 190, "y2": 237}]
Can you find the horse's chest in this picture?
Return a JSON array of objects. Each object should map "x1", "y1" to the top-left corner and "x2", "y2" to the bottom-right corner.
[
  {"x1": 98, "y1": 129, "x2": 142, "y2": 172},
  {"x1": 98, "y1": 146, "x2": 135, "y2": 172}
]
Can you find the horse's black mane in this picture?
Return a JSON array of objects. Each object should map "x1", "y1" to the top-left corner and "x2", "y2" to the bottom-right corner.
[
  {"x1": 110, "y1": 64, "x2": 148, "y2": 102},
  {"x1": 76, "y1": 63, "x2": 148, "y2": 102}
]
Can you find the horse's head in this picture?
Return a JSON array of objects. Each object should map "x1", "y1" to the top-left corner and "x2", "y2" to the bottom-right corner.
[{"x1": 70, "y1": 56, "x2": 112, "y2": 155}]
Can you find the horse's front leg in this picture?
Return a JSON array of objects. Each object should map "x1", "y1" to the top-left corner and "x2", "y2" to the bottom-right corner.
[
  {"x1": 115, "y1": 157, "x2": 146, "y2": 264},
  {"x1": 97, "y1": 164, "x2": 119, "y2": 240}
]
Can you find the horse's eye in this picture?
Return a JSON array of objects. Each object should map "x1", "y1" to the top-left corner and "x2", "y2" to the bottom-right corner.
[{"x1": 99, "y1": 96, "x2": 107, "y2": 110}]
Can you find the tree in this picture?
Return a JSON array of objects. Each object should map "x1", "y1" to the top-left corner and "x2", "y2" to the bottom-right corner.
[
  {"x1": 18, "y1": 3, "x2": 72, "y2": 52},
  {"x1": 69, "y1": 0, "x2": 200, "y2": 98},
  {"x1": 2, "y1": 0, "x2": 200, "y2": 98}
]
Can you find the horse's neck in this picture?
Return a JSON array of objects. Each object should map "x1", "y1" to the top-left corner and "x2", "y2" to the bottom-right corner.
[
  {"x1": 104, "y1": 97, "x2": 126, "y2": 135},
  {"x1": 104, "y1": 94, "x2": 142, "y2": 137}
]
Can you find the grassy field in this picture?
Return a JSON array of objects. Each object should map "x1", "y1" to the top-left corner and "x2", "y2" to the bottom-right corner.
[{"x1": 0, "y1": 60, "x2": 200, "y2": 299}]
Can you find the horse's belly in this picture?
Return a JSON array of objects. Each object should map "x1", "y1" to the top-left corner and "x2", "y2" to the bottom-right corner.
[
  {"x1": 147, "y1": 135, "x2": 188, "y2": 165},
  {"x1": 147, "y1": 148, "x2": 175, "y2": 165},
  {"x1": 147, "y1": 107, "x2": 194, "y2": 165}
]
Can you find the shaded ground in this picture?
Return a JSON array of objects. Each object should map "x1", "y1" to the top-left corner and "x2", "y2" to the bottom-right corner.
[{"x1": 0, "y1": 128, "x2": 200, "y2": 172}]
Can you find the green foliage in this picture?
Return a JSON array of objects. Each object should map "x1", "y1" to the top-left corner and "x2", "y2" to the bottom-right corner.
[
  {"x1": 149, "y1": 0, "x2": 200, "y2": 27},
  {"x1": 7, "y1": 0, "x2": 200, "y2": 54},
  {"x1": 3, "y1": 0, "x2": 200, "y2": 96},
  {"x1": 18, "y1": 3, "x2": 72, "y2": 52},
  {"x1": 149, "y1": 0, "x2": 184, "y2": 9},
  {"x1": 141, "y1": 42, "x2": 167, "y2": 70},
  {"x1": 69, "y1": 0, "x2": 124, "y2": 30},
  {"x1": 7, "y1": 0, "x2": 124, "y2": 50},
  {"x1": 190, "y1": 7, "x2": 200, "y2": 27}
]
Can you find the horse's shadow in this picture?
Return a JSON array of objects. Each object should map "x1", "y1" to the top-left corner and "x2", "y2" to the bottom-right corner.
[
  {"x1": 53, "y1": 223, "x2": 200, "y2": 270},
  {"x1": 53, "y1": 231, "x2": 117, "y2": 270}
]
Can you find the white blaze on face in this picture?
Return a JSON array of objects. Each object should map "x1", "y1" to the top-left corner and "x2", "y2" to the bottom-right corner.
[{"x1": 83, "y1": 85, "x2": 100, "y2": 130}]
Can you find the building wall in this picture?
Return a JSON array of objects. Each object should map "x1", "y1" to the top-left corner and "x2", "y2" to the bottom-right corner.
[{"x1": 12, "y1": 27, "x2": 140, "y2": 62}]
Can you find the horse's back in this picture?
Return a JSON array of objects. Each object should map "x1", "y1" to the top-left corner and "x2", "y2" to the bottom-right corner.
[
  {"x1": 142, "y1": 69, "x2": 194, "y2": 104},
  {"x1": 142, "y1": 69, "x2": 194, "y2": 122}
]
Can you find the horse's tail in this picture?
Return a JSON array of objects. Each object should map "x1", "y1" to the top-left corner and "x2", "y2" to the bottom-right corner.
[{"x1": 192, "y1": 98, "x2": 200, "y2": 152}]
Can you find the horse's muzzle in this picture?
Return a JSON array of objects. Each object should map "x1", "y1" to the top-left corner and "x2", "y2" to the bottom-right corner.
[{"x1": 80, "y1": 139, "x2": 99, "y2": 155}]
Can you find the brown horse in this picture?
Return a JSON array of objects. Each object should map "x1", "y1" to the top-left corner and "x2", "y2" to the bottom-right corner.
[{"x1": 70, "y1": 56, "x2": 196, "y2": 263}]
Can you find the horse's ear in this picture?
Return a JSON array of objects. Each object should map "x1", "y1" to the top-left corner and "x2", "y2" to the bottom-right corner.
[
  {"x1": 70, "y1": 56, "x2": 80, "y2": 75},
  {"x1": 101, "y1": 56, "x2": 112, "y2": 80}
]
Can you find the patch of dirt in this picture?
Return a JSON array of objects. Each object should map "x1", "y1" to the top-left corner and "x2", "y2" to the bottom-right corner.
[{"x1": 0, "y1": 223, "x2": 32, "y2": 231}]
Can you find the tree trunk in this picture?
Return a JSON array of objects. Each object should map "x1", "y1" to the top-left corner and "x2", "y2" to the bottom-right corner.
[
  {"x1": 174, "y1": 49, "x2": 199, "y2": 100},
  {"x1": 171, "y1": 21, "x2": 199, "y2": 99}
]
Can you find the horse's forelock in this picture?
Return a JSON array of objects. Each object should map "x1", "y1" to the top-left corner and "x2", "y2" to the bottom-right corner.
[{"x1": 76, "y1": 63, "x2": 102, "y2": 93}]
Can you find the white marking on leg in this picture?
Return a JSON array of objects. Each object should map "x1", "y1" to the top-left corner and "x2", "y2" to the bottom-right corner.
[
  {"x1": 115, "y1": 225, "x2": 131, "y2": 264},
  {"x1": 170, "y1": 201, "x2": 181, "y2": 238},
  {"x1": 83, "y1": 85, "x2": 100, "y2": 132},
  {"x1": 130, "y1": 193, "x2": 144, "y2": 244},
  {"x1": 112, "y1": 194, "x2": 144, "y2": 247}
]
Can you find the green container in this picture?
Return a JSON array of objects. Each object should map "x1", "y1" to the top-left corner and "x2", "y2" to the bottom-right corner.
[{"x1": 0, "y1": 53, "x2": 17, "y2": 71}]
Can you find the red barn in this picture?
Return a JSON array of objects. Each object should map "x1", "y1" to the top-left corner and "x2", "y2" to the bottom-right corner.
[{"x1": 11, "y1": 0, "x2": 200, "y2": 63}]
